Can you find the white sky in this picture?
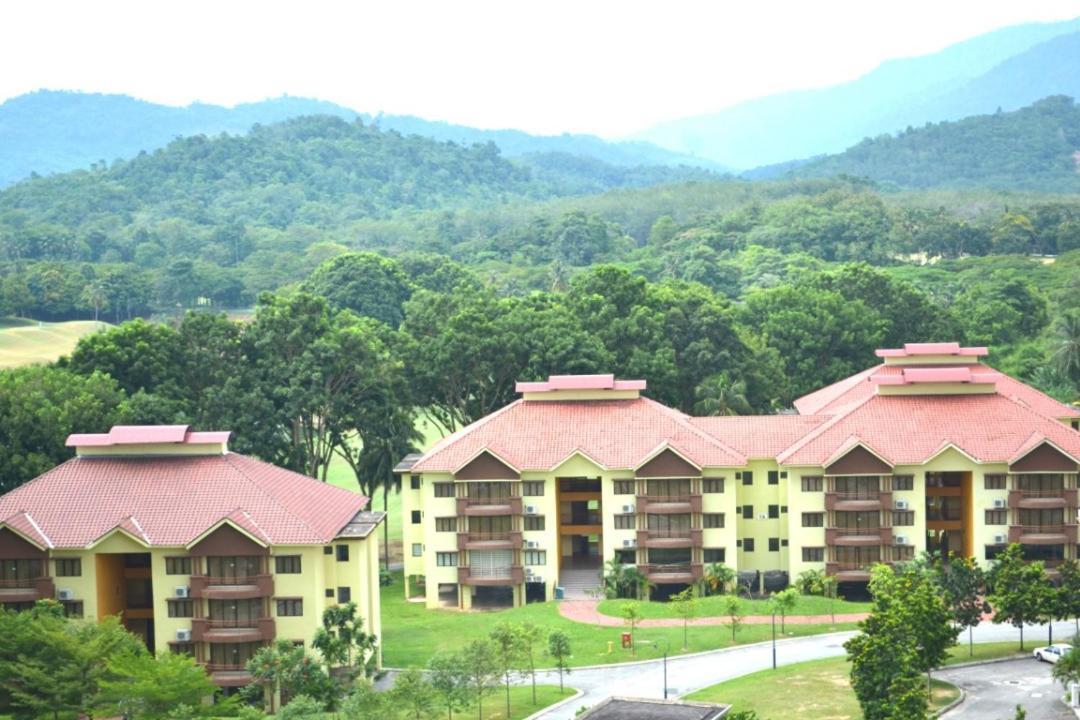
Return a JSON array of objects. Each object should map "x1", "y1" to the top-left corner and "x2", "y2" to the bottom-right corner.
[{"x1": 4, "y1": 0, "x2": 1080, "y2": 137}]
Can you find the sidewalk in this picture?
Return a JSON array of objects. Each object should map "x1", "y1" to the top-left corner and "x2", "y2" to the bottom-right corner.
[{"x1": 558, "y1": 599, "x2": 868, "y2": 627}]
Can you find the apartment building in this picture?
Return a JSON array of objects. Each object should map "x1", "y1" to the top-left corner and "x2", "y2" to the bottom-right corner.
[
  {"x1": 0, "y1": 425, "x2": 383, "y2": 688},
  {"x1": 398, "y1": 343, "x2": 1080, "y2": 608}
]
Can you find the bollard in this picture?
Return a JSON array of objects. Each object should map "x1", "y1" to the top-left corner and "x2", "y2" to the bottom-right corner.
[{"x1": 1070, "y1": 681, "x2": 1079, "y2": 707}]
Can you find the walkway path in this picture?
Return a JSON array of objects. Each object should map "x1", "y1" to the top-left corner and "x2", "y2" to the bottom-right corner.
[
  {"x1": 525, "y1": 619, "x2": 1079, "y2": 719},
  {"x1": 558, "y1": 599, "x2": 869, "y2": 627}
]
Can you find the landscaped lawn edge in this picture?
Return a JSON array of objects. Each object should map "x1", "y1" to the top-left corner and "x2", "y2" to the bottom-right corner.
[{"x1": 521, "y1": 689, "x2": 584, "y2": 720}]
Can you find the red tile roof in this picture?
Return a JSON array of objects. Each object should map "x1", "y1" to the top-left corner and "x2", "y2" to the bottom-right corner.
[
  {"x1": 690, "y1": 415, "x2": 829, "y2": 459},
  {"x1": 0, "y1": 453, "x2": 368, "y2": 548},
  {"x1": 67, "y1": 426, "x2": 231, "y2": 447}
]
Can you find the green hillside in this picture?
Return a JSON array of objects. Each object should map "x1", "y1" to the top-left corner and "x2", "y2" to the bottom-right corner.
[{"x1": 0, "y1": 320, "x2": 108, "y2": 368}]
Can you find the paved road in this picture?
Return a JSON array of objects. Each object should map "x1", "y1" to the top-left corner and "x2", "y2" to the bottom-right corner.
[
  {"x1": 525, "y1": 620, "x2": 1080, "y2": 719},
  {"x1": 940, "y1": 657, "x2": 1074, "y2": 720}
]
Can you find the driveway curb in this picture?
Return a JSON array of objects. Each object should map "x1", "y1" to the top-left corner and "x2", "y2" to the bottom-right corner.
[{"x1": 523, "y1": 689, "x2": 585, "y2": 720}]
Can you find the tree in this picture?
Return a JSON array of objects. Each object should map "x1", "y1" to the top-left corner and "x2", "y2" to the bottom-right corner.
[
  {"x1": 670, "y1": 587, "x2": 699, "y2": 650},
  {"x1": 518, "y1": 622, "x2": 545, "y2": 704},
  {"x1": 460, "y1": 639, "x2": 499, "y2": 720},
  {"x1": 821, "y1": 575, "x2": 840, "y2": 626},
  {"x1": 723, "y1": 595, "x2": 743, "y2": 642},
  {"x1": 303, "y1": 252, "x2": 413, "y2": 328},
  {"x1": 620, "y1": 602, "x2": 643, "y2": 656},
  {"x1": 794, "y1": 569, "x2": 826, "y2": 596},
  {"x1": 427, "y1": 652, "x2": 469, "y2": 720},
  {"x1": 98, "y1": 651, "x2": 219, "y2": 719},
  {"x1": 246, "y1": 640, "x2": 330, "y2": 714},
  {"x1": 547, "y1": 631, "x2": 573, "y2": 693},
  {"x1": 989, "y1": 544, "x2": 1052, "y2": 651},
  {"x1": 311, "y1": 601, "x2": 378, "y2": 681},
  {"x1": 489, "y1": 622, "x2": 524, "y2": 717},
  {"x1": 703, "y1": 562, "x2": 735, "y2": 596},
  {"x1": 391, "y1": 668, "x2": 435, "y2": 720},
  {"x1": 1057, "y1": 560, "x2": 1080, "y2": 635},
  {"x1": 341, "y1": 682, "x2": 395, "y2": 720},
  {"x1": 935, "y1": 554, "x2": 990, "y2": 657},
  {"x1": 1051, "y1": 646, "x2": 1080, "y2": 690},
  {"x1": 769, "y1": 588, "x2": 799, "y2": 633},
  {"x1": 278, "y1": 695, "x2": 324, "y2": 720}
]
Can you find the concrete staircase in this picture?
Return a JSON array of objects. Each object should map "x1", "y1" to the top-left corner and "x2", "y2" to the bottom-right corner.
[{"x1": 558, "y1": 564, "x2": 603, "y2": 600}]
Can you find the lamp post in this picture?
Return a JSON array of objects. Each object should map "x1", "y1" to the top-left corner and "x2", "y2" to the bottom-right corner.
[
  {"x1": 771, "y1": 610, "x2": 777, "y2": 670},
  {"x1": 650, "y1": 637, "x2": 671, "y2": 698}
]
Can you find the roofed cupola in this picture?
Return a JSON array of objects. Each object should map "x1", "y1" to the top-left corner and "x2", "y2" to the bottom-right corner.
[
  {"x1": 515, "y1": 374, "x2": 646, "y2": 402},
  {"x1": 66, "y1": 425, "x2": 230, "y2": 457},
  {"x1": 870, "y1": 343, "x2": 999, "y2": 396}
]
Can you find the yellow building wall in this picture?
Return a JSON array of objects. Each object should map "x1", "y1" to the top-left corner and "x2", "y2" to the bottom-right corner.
[
  {"x1": 51, "y1": 551, "x2": 99, "y2": 619},
  {"x1": 699, "y1": 468, "x2": 739, "y2": 568},
  {"x1": 784, "y1": 467, "x2": 827, "y2": 579},
  {"x1": 734, "y1": 460, "x2": 788, "y2": 573}
]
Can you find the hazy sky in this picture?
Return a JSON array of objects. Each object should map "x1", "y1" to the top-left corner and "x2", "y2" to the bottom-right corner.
[{"x1": 5, "y1": 0, "x2": 1079, "y2": 137}]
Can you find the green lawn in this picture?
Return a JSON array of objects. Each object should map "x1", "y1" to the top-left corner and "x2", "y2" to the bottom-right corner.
[
  {"x1": 687, "y1": 656, "x2": 960, "y2": 719},
  {"x1": 596, "y1": 593, "x2": 872, "y2": 620},
  {"x1": 943, "y1": 641, "x2": 1030, "y2": 665},
  {"x1": 0, "y1": 319, "x2": 109, "y2": 368},
  {"x1": 380, "y1": 573, "x2": 857, "y2": 668},
  {"x1": 450, "y1": 685, "x2": 576, "y2": 720}
]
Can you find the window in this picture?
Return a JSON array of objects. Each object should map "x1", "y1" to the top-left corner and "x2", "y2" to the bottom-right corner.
[
  {"x1": 434, "y1": 482, "x2": 454, "y2": 497},
  {"x1": 768, "y1": 471, "x2": 779, "y2": 485},
  {"x1": 524, "y1": 515, "x2": 545, "y2": 531},
  {"x1": 985, "y1": 544, "x2": 1007, "y2": 561},
  {"x1": 411, "y1": 510, "x2": 422, "y2": 524},
  {"x1": 743, "y1": 538, "x2": 755, "y2": 552},
  {"x1": 167, "y1": 599, "x2": 194, "y2": 618},
  {"x1": 736, "y1": 539, "x2": 742, "y2": 547},
  {"x1": 524, "y1": 550, "x2": 547, "y2": 565},
  {"x1": 984, "y1": 474, "x2": 1007, "y2": 490},
  {"x1": 703, "y1": 548, "x2": 726, "y2": 563},
  {"x1": 324, "y1": 546, "x2": 333, "y2": 555},
  {"x1": 337, "y1": 587, "x2": 351, "y2": 603},
  {"x1": 741, "y1": 471, "x2": 754, "y2": 486},
  {"x1": 893, "y1": 545, "x2": 915, "y2": 562},
  {"x1": 802, "y1": 547, "x2": 825, "y2": 562},
  {"x1": 336, "y1": 545, "x2": 350, "y2": 562},
  {"x1": 411, "y1": 543, "x2": 423, "y2": 557},
  {"x1": 522, "y1": 481, "x2": 544, "y2": 496},
  {"x1": 768, "y1": 538, "x2": 780, "y2": 552},
  {"x1": 742, "y1": 505, "x2": 753, "y2": 520},
  {"x1": 768, "y1": 505, "x2": 779, "y2": 519},
  {"x1": 801, "y1": 476, "x2": 823, "y2": 492},
  {"x1": 614, "y1": 480, "x2": 635, "y2": 495},
  {"x1": 703, "y1": 478, "x2": 725, "y2": 493},
  {"x1": 893, "y1": 511, "x2": 915, "y2": 527},
  {"x1": 781, "y1": 506, "x2": 788, "y2": 514},
  {"x1": 325, "y1": 588, "x2": 334, "y2": 598},
  {"x1": 410, "y1": 475, "x2": 421, "y2": 490},
  {"x1": 703, "y1": 513, "x2": 725, "y2": 529},
  {"x1": 171, "y1": 642, "x2": 194, "y2": 656},
  {"x1": 435, "y1": 517, "x2": 456, "y2": 532},
  {"x1": 893, "y1": 475, "x2": 914, "y2": 491},
  {"x1": 165, "y1": 557, "x2": 192, "y2": 575},
  {"x1": 55, "y1": 558, "x2": 81, "y2": 577},
  {"x1": 615, "y1": 548, "x2": 635, "y2": 564},
  {"x1": 436, "y1": 552, "x2": 458, "y2": 567},
  {"x1": 275, "y1": 556, "x2": 301, "y2": 574},
  {"x1": 614, "y1": 514, "x2": 635, "y2": 530},
  {"x1": 985, "y1": 509, "x2": 1008, "y2": 526},
  {"x1": 61, "y1": 600, "x2": 84, "y2": 618},
  {"x1": 276, "y1": 598, "x2": 303, "y2": 616},
  {"x1": 802, "y1": 512, "x2": 824, "y2": 528},
  {"x1": 781, "y1": 539, "x2": 789, "y2": 547}
]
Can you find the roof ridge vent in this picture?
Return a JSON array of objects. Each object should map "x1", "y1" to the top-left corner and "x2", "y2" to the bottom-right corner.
[
  {"x1": 875, "y1": 342, "x2": 988, "y2": 366},
  {"x1": 516, "y1": 374, "x2": 646, "y2": 401}
]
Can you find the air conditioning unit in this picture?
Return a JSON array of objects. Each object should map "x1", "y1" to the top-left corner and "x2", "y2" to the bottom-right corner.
[
  {"x1": 176, "y1": 629, "x2": 192, "y2": 642},
  {"x1": 175, "y1": 586, "x2": 190, "y2": 598},
  {"x1": 622, "y1": 504, "x2": 635, "y2": 514},
  {"x1": 57, "y1": 589, "x2": 74, "y2": 601},
  {"x1": 992, "y1": 498, "x2": 1006, "y2": 509},
  {"x1": 524, "y1": 505, "x2": 538, "y2": 515},
  {"x1": 993, "y1": 534, "x2": 1007, "y2": 544},
  {"x1": 895, "y1": 499, "x2": 909, "y2": 510},
  {"x1": 525, "y1": 540, "x2": 540, "y2": 549},
  {"x1": 622, "y1": 539, "x2": 636, "y2": 548},
  {"x1": 895, "y1": 536, "x2": 908, "y2": 546}
]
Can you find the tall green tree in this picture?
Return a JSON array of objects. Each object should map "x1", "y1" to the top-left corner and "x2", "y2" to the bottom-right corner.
[
  {"x1": 427, "y1": 652, "x2": 469, "y2": 720},
  {"x1": 546, "y1": 631, "x2": 572, "y2": 693},
  {"x1": 311, "y1": 602, "x2": 377, "y2": 680},
  {"x1": 989, "y1": 544, "x2": 1052, "y2": 651},
  {"x1": 459, "y1": 639, "x2": 499, "y2": 720},
  {"x1": 97, "y1": 651, "x2": 219, "y2": 719},
  {"x1": 489, "y1": 623, "x2": 524, "y2": 718},
  {"x1": 935, "y1": 554, "x2": 990, "y2": 657},
  {"x1": 303, "y1": 252, "x2": 413, "y2": 328},
  {"x1": 390, "y1": 668, "x2": 435, "y2": 720}
]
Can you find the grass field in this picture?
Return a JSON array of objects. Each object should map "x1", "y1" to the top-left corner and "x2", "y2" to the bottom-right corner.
[
  {"x1": 687, "y1": 656, "x2": 960, "y2": 719},
  {"x1": 596, "y1": 593, "x2": 872, "y2": 619},
  {"x1": 0, "y1": 319, "x2": 108, "y2": 367},
  {"x1": 380, "y1": 572, "x2": 857, "y2": 668}
]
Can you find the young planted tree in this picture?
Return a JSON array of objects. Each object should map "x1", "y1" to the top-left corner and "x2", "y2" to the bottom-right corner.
[
  {"x1": 989, "y1": 544, "x2": 1052, "y2": 651},
  {"x1": 547, "y1": 631, "x2": 573, "y2": 693},
  {"x1": 311, "y1": 602, "x2": 378, "y2": 681},
  {"x1": 769, "y1": 588, "x2": 799, "y2": 633},
  {"x1": 723, "y1": 595, "x2": 743, "y2": 642},
  {"x1": 1058, "y1": 560, "x2": 1080, "y2": 635},
  {"x1": 670, "y1": 586, "x2": 699, "y2": 650},
  {"x1": 391, "y1": 668, "x2": 436, "y2": 720},
  {"x1": 427, "y1": 652, "x2": 469, "y2": 720},
  {"x1": 340, "y1": 682, "x2": 394, "y2": 720},
  {"x1": 821, "y1": 575, "x2": 840, "y2": 625},
  {"x1": 489, "y1": 623, "x2": 524, "y2": 718},
  {"x1": 460, "y1": 639, "x2": 499, "y2": 720},
  {"x1": 518, "y1": 621, "x2": 545, "y2": 704},
  {"x1": 936, "y1": 554, "x2": 991, "y2": 657},
  {"x1": 620, "y1": 602, "x2": 644, "y2": 656}
]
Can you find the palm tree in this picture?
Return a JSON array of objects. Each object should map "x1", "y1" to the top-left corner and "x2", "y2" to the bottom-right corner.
[
  {"x1": 622, "y1": 566, "x2": 654, "y2": 600},
  {"x1": 703, "y1": 562, "x2": 735, "y2": 596},
  {"x1": 693, "y1": 375, "x2": 751, "y2": 416},
  {"x1": 603, "y1": 558, "x2": 628, "y2": 599},
  {"x1": 1051, "y1": 311, "x2": 1080, "y2": 384}
]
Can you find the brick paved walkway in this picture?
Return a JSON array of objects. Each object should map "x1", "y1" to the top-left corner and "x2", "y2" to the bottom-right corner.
[{"x1": 557, "y1": 599, "x2": 869, "y2": 626}]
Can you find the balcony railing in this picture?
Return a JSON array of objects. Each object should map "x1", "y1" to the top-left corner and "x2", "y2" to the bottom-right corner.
[
  {"x1": 0, "y1": 576, "x2": 55, "y2": 599},
  {"x1": 190, "y1": 574, "x2": 273, "y2": 599},
  {"x1": 0, "y1": 578, "x2": 36, "y2": 589},
  {"x1": 825, "y1": 491, "x2": 890, "y2": 511},
  {"x1": 205, "y1": 663, "x2": 248, "y2": 672},
  {"x1": 635, "y1": 494, "x2": 702, "y2": 513},
  {"x1": 456, "y1": 496, "x2": 523, "y2": 516},
  {"x1": 826, "y1": 526, "x2": 891, "y2": 546},
  {"x1": 193, "y1": 616, "x2": 275, "y2": 643},
  {"x1": 458, "y1": 565, "x2": 525, "y2": 585},
  {"x1": 1008, "y1": 488, "x2": 1077, "y2": 509},
  {"x1": 457, "y1": 531, "x2": 522, "y2": 550},
  {"x1": 1008, "y1": 524, "x2": 1077, "y2": 544},
  {"x1": 641, "y1": 562, "x2": 703, "y2": 582}
]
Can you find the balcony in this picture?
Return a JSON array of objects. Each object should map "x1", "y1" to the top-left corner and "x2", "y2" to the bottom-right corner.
[
  {"x1": 456, "y1": 530, "x2": 523, "y2": 551},
  {"x1": 825, "y1": 491, "x2": 891, "y2": 512},
  {"x1": 636, "y1": 528, "x2": 703, "y2": 549},
  {"x1": 825, "y1": 527, "x2": 892, "y2": 547},
  {"x1": 1008, "y1": 525, "x2": 1078, "y2": 545},
  {"x1": 458, "y1": 565, "x2": 525, "y2": 586},
  {"x1": 641, "y1": 562, "x2": 703, "y2": 584},
  {"x1": 190, "y1": 574, "x2": 274, "y2": 600},
  {"x1": 192, "y1": 617, "x2": 275, "y2": 643},
  {"x1": 456, "y1": 496, "x2": 523, "y2": 517},
  {"x1": 205, "y1": 663, "x2": 253, "y2": 687},
  {"x1": 0, "y1": 576, "x2": 54, "y2": 603},
  {"x1": 825, "y1": 562, "x2": 882, "y2": 582},
  {"x1": 1008, "y1": 488, "x2": 1077, "y2": 510},
  {"x1": 634, "y1": 494, "x2": 702, "y2": 514}
]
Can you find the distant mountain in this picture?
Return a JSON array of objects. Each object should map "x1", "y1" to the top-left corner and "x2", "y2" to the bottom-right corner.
[
  {"x1": 0, "y1": 90, "x2": 719, "y2": 187},
  {"x1": 636, "y1": 17, "x2": 1080, "y2": 169},
  {"x1": 785, "y1": 95, "x2": 1080, "y2": 191}
]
